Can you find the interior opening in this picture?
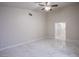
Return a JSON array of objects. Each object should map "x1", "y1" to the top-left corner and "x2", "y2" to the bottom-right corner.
[{"x1": 55, "y1": 22, "x2": 66, "y2": 40}]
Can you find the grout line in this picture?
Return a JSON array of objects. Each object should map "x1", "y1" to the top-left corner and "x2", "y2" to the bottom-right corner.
[
  {"x1": 0, "y1": 38, "x2": 43, "y2": 51},
  {"x1": 0, "y1": 42, "x2": 26, "y2": 51}
]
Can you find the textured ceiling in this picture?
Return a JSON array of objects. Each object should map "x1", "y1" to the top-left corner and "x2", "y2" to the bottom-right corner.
[{"x1": 0, "y1": 2, "x2": 77, "y2": 12}]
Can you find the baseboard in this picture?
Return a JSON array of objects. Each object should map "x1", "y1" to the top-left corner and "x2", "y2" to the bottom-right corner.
[{"x1": 47, "y1": 37, "x2": 79, "y2": 41}]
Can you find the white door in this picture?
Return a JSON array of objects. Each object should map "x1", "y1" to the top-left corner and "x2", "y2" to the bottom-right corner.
[{"x1": 55, "y1": 23, "x2": 66, "y2": 40}]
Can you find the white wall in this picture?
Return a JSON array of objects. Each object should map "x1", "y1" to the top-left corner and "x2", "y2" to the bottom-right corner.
[
  {"x1": 47, "y1": 4, "x2": 79, "y2": 40},
  {"x1": 0, "y1": 6, "x2": 46, "y2": 49}
]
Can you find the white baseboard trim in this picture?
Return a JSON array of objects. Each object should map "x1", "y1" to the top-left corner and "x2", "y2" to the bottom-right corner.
[
  {"x1": 47, "y1": 37, "x2": 79, "y2": 41},
  {"x1": 0, "y1": 37, "x2": 43, "y2": 52}
]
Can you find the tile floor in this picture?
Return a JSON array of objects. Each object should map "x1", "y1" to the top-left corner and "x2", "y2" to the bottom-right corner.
[{"x1": 0, "y1": 39, "x2": 79, "y2": 57}]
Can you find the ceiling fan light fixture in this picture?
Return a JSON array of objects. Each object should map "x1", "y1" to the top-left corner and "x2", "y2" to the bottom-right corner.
[{"x1": 45, "y1": 6, "x2": 51, "y2": 11}]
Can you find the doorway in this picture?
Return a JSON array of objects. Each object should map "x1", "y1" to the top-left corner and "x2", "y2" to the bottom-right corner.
[{"x1": 55, "y1": 22, "x2": 66, "y2": 40}]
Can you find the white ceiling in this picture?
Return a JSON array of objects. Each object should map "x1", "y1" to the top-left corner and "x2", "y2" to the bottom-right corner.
[{"x1": 0, "y1": 2, "x2": 77, "y2": 12}]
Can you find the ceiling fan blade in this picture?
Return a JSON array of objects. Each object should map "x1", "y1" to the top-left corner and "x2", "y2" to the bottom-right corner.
[
  {"x1": 35, "y1": 2, "x2": 42, "y2": 3},
  {"x1": 41, "y1": 8, "x2": 45, "y2": 10},
  {"x1": 39, "y1": 4, "x2": 45, "y2": 6},
  {"x1": 45, "y1": 2, "x2": 48, "y2": 6},
  {"x1": 51, "y1": 4, "x2": 58, "y2": 7}
]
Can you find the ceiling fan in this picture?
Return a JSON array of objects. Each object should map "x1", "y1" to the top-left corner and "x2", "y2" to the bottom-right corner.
[{"x1": 35, "y1": 2, "x2": 58, "y2": 11}]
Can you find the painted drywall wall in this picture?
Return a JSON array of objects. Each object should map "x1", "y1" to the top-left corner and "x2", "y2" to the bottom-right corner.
[
  {"x1": 0, "y1": 6, "x2": 46, "y2": 49},
  {"x1": 47, "y1": 4, "x2": 79, "y2": 40}
]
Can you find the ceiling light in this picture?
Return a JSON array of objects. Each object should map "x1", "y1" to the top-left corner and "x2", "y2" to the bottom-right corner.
[{"x1": 45, "y1": 6, "x2": 51, "y2": 11}]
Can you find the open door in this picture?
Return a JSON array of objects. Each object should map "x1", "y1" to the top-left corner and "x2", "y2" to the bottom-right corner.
[{"x1": 55, "y1": 22, "x2": 66, "y2": 40}]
